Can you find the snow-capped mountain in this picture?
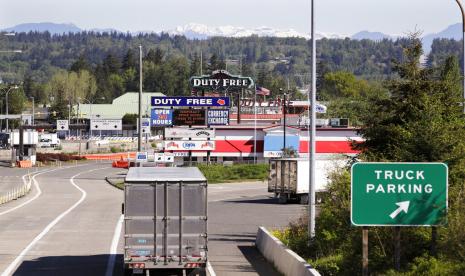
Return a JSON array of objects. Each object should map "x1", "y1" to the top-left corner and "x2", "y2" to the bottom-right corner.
[{"x1": 165, "y1": 23, "x2": 346, "y2": 40}]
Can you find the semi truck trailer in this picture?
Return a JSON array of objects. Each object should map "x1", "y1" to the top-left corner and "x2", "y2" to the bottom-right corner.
[
  {"x1": 268, "y1": 156, "x2": 349, "y2": 204},
  {"x1": 123, "y1": 167, "x2": 208, "y2": 276}
]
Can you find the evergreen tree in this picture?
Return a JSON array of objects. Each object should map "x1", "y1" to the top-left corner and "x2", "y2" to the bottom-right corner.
[
  {"x1": 70, "y1": 55, "x2": 91, "y2": 73},
  {"x1": 145, "y1": 48, "x2": 164, "y2": 65},
  {"x1": 122, "y1": 49, "x2": 137, "y2": 71},
  {"x1": 190, "y1": 53, "x2": 201, "y2": 76}
]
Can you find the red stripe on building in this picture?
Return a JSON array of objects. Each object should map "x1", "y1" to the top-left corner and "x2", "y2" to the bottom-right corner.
[
  {"x1": 211, "y1": 140, "x2": 359, "y2": 154},
  {"x1": 214, "y1": 140, "x2": 264, "y2": 153},
  {"x1": 300, "y1": 141, "x2": 360, "y2": 154}
]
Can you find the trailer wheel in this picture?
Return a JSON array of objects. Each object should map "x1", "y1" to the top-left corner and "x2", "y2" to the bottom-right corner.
[
  {"x1": 278, "y1": 194, "x2": 288, "y2": 204},
  {"x1": 123, "y1": 268, "x2": 132, "y2": 276},
  {"x1": 299, "y1": 194, "x2": 309, "y2": 205}
]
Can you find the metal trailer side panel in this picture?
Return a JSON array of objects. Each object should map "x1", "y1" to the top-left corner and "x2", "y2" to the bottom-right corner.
[
  {"x1": 268, "y1": 161, "x2": 277, "y2": 192},
  {"x1": 124, "y1": 180, "x2": 207, "y2": 269}
]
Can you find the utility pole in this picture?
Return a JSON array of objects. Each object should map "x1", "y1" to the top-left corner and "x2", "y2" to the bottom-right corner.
[
  {"x1": 30, "y1": 96, "x2": 34, "y2": 126},
  {"x1": 308, "y1": 0, "x2": 317, "y2": 240},
  {"x1": 455, "y1": 0, "x2": 465, "y2": 112},
  {"x1": 2, "y1": 85, "x2": 19, "y2": 132},
  {"x1": 138, "y1": 45, "x2": 143, "y2": 152}
]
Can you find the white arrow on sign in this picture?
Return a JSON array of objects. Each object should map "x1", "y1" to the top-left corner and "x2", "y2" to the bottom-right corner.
[{"x1": 389, "y1": 201, "x2": 410, "y2": 219}]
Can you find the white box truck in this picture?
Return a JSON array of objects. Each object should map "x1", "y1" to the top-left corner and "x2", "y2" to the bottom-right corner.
[
  {"x1": 38, "y1": 133, "x2": 60, "y2": 148},
  {"x1": 123, "y1": 167, "x2": 208, "y2": 276},
  {"x1": 268, "y1": 156, "x2": 349, "y2": 204}
]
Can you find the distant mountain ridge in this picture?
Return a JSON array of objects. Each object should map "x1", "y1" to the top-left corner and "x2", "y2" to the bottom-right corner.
[
  {"x1": 422, "y1": 23, "x2": 461, "y2": 51},
  {"x1": 351, "y1": 31, "x2": 394, "y2": 41},
  {"x1": 1, "y1": 22, "x2": 462, "y2": 52},
  {"x1": 2, "y1": 22, "x2": 81, "y2": 34}
]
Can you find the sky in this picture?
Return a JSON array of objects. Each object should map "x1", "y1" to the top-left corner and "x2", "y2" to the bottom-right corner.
[{"x1": 0, "y1": 0, "x2": 460, "y2": 36}]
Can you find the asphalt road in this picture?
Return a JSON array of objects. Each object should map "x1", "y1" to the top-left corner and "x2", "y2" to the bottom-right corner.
[
  {"x1": 0, "y1": 162, "x2": 124, "y2": 276},
  {"x1": 0, "y1": 164, "x2": 306, "y2": 276},
  {"x1": 208, "y1": 182, "x2": 305, "y2": 276}
]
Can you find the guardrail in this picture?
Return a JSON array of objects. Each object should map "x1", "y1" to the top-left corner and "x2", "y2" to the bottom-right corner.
[{"x1": 0, "y1": 171, "x2": 33, "y2": 205}]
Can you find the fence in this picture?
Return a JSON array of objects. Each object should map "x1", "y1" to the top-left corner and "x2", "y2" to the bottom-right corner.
[{"x1": 0, "y1": 171, "x2": 33, "y2": 205}]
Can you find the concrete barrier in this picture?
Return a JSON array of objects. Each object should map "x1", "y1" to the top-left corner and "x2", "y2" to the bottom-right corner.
[{"x1": 255, "y1": 227, "x2": 321, "y2": 276}]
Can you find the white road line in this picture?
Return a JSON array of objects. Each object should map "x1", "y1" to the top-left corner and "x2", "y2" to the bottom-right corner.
[
  {"x1": 0, "y1": 168, "x2": 54, "y2": 217},
  {"x1": 105, "y1": 214, "x2": 124, "y2": 276},
  {"x1": 0, "y1": 167, "x2": 103, "y2": 276}
]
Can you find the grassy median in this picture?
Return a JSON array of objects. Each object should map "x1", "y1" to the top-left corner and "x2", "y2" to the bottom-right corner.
[{"x1": 197, "y1": 163, "x2": 269, "y2": 184}]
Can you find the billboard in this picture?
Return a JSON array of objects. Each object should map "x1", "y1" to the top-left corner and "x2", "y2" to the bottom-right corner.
[
  {"x1": 165, "y1": 128, "x2": 215, "y2": 139},
  {"x1": 151, "y1": 109, "x2": 173, "y2": 126},
  {"x1": 151, "y1": 96, "x2": 230, "y2": 107},
  {"x1": 207, "y1": 109, "x2": 229, "y2": 125},
  {"x1": 90, "y1": 119, "x2": 122, "y2": 131},
  {"x1": 173, "y1": 109, "x2": 206, "y2": 126},
  {"x1": 164, "y1": 140, "x2": 216, "y2": 151}
]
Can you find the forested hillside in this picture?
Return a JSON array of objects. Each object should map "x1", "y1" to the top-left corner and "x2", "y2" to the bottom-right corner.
[{"x1": 0, "y1": 31, "x2": 459, "y2": 104}]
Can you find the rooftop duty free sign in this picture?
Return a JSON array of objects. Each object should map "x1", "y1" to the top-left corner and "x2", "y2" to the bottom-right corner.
[{"x1": 351, "y1": 162, "x2": 448, "y2": 226}]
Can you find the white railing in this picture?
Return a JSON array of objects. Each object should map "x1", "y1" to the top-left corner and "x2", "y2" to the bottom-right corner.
[{"x1": 0, "y1": 171, "x2": 33, "y2": 205}]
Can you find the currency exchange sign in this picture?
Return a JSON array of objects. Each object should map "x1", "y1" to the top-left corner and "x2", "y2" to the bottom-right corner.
[{"x1": 351, "y1": 163, "x2": 448, "y2": 226}]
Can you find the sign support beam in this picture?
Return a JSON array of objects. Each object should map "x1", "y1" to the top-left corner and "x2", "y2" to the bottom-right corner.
[
  {"x1": 394, "y1": 227, "x2": 401, "y2": 271},
  {"x1": 362, "y1": 227, "x2": 368, "y2": 276},
  {"x1": 431, "y1": 227, "x2": 437, "y2": 257}
]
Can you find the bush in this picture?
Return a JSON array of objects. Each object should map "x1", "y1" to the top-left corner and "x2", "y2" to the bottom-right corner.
[
  {"x1": 110, "y1": 146, "x2": 119, "y2": 153},
  {"x1": 36, "y1": 153, "x2": 85, "y2": 162},
  {"x1": 383, "y1": 255, "x2": 465, "y2": 276},
  {"x1": 309, "y1": 254, "x2": 343, "y2": 276}
]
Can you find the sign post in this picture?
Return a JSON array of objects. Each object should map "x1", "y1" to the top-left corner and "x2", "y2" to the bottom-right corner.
[{"x1": 352, "y1": 162, "x2": 448, "y2": 274}]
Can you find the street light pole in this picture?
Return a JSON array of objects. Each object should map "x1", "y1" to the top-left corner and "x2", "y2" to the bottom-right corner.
[
  {"x1": 253, "y1": 84, "x2": 257, "y2": 164},
  {"x1": 308, "y1": 0, "x2": 317, "y2": 240},
  {"x1": 138, "y1": 45, "x2": 143, "y2": 152},
  {"x1": 455, "y1": 0, "x2": 465, "y2": 113},
  {"x1": 281, "y1": 89, "x2": 287, "y2": 155}
]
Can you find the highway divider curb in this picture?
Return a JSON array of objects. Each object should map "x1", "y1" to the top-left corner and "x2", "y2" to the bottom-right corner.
[
  {"x1": 255, "y1": 227, "x2": 321, "y2": 276},
  {"x1": 105, "y1": 176, "x2": 125, "y2": 190}
]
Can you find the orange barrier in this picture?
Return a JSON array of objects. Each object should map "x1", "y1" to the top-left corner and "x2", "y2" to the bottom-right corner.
[
  {"x1": 16, "y1": 160, "x2": 32, "y2": 168},
  {"x1": 81, "y1": 152, "x2": 136, "y2": 161},
  {"x1": 112, "y1": 160, "x2": 129, "y2": 168}
]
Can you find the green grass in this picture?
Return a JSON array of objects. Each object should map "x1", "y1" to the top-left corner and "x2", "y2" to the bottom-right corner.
[
  {"x1": 115, "y1": 181, "x2": 124, "y2": 190},
  {"x1": 197, "y1": 164, "x2": 269, "y2": 183}
]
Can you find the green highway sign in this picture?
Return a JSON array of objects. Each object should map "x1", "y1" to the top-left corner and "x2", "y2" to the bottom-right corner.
[{"x1": 351, "y1": 162, "x2": 448, "y2": 226}]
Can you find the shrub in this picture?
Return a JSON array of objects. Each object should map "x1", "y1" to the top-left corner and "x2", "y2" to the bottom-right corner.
[
  {"x1": 309, "y1": 254, "x2": 343, "y2": 276},
  {"x1": 36, "y1": 153, "x2": 85, "y2": 162}
]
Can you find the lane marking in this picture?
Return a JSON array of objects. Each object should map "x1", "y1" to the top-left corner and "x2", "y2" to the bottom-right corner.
[
  {"x1": 0, "y1": 167, "x2": 104, "y2": 276},
  {"x1": 0, "y1": 164, "x2": 92, "y2": 217},
  {"x1": 105, "y1": 214, "x2": 124, "y2": 276},
  {"x1": 207, "y1": 261, "x2": 217, "y2": 276}
]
